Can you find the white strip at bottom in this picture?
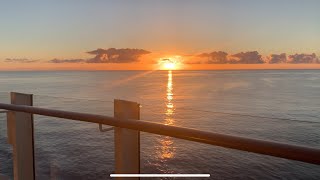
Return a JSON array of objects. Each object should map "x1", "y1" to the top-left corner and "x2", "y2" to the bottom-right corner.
[{"x1": 110, "y1": 174, "x2": 210, "y2": 178}]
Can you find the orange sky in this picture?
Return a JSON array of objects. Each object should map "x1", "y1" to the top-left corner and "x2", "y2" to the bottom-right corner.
[
  {"x1": 2, "y1": 62, "x2": 320, "y2": 71},
  {"x1": 1, "y1": 1, "x2": 320, "y2": 71}
]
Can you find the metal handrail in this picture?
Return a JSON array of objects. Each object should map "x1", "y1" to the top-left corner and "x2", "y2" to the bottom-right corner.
[{"x1": 0, "y1": 102, "x2": 320, "y2": 165}]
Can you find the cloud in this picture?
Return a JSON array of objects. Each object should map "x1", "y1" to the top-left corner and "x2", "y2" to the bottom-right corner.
[
  {"x1": 266, "y1": 53, "x2": 287, "y2": 64},
  {"x1": 258, "y1": 53, "x2": 320, "y2": 64},
  {"x1": 195, "y1": 51, "x2": 264, "y2": 64},
  {"x1": 49, "y1": 58, "x2": 86, "y2": 63},
  {"x1": 86, "y1": 48, "x2": 151, "y2": 63},
  {"x1": 198, "y1": 51, "x2": 229, "y2": 64},
  {"x1": 9, "y1": 49, "x2": 319, "y2": 65},
  {"x1": 229, "y1": 51, "x2": 264, "y2": 64},
  {"x1": 4, "y1": 58, "x2": 39, "y2": 63},
  {"x1": 287, "y1": 53, "x2": 319, "y2": 64},
  {"x1": 48, "y1": 48, "x2": 151, "y2": 64}
]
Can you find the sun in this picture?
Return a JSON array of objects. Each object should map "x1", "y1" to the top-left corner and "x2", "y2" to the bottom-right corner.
[
  {"x1": 163, "y1": 61, "x2": 176, "y2": 70},
  {"x1": 159, "y1": 56, "x2": 182, "y2": 70}
]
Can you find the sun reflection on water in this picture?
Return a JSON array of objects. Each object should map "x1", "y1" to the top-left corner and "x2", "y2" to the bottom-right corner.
[{"x1": 158, "y1": 70, "x2": 175, "y2": 160}]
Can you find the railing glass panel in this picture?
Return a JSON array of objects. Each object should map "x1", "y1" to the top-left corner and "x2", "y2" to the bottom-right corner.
[
  {"x1": 0, "y1": 92, "x2": 12, "y2": 178},
  {"x1": 140, "y1": 102, "x2": 320, "y2": 179},
  {"x1": 33, "y1": 95, "x2": 114, "y2": 179}
]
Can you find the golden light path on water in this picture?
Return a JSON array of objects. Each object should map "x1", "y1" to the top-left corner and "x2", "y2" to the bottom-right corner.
[{"x1": 158, "y1": 70, "x2": 175, "y2": 159}]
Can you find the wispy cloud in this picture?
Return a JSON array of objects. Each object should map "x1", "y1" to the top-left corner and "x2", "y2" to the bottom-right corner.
[
  {"x1": 49, "y1": 58, "x2": 86, "y2": 63},
  {"x1": 5, "y1": 58, "x2": 39, "y2": 63}
]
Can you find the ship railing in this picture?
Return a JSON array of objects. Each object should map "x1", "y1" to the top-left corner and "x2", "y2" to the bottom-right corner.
[{"x1": 0, "y1": 92, "x2": 319, "y2": 180}]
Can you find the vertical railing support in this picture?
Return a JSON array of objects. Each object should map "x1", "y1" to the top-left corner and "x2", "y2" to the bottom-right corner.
[
  {"x1": 114, "y1": 99, "x2": 140, "y2": 180},
  {"x1": 8, "y1": 92, "x2": 35, "y2": 180}
]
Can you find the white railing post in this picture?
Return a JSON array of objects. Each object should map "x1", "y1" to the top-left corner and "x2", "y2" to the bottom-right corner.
[
  {"x1": 7, "y1": 92, "x2": 35, "y2": 180},
  {"x1": 114, "y1": 99, "x2": 140, "y2": 179}
]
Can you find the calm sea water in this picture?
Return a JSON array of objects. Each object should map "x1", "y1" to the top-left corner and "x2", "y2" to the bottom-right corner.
[{"x1": 0, "y1": 70, "x2": 320, "y2": 179}]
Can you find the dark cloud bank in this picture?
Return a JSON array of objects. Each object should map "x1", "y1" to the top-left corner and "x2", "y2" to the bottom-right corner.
[
  {"x1": 49, "y1": 48, "x2": 150, "y2": 63},
  {"x1": 197, "y1": 51, "x2": 319, "y2": 64},
  {"x1": 4, "y1": 48, "x2": 319, "y2": 64}
]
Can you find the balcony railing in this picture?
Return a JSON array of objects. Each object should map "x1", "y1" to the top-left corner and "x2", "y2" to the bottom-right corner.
[{"x1": 0, "y1": 92, "x2": 319, "y2": 180}]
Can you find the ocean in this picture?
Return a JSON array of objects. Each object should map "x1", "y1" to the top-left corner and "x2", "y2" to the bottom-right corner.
[{"x1": 0, "y1": 70, "x2": 320, "y2": 179}]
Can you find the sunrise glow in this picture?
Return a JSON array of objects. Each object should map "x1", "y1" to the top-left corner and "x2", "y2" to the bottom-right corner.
[
  {"x1": 163, "y1": 61, "x2": 176, "y2": 70},
  {"x1": 158, "y1": 56, "x2": 182, "y2": 70}
]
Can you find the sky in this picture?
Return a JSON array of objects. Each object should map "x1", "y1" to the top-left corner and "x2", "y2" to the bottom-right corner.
[{"x1": 0, "y1": 0, "x2": 320, "y2": 70}]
